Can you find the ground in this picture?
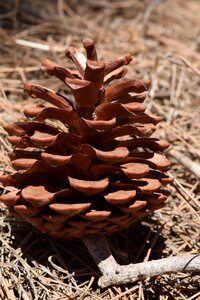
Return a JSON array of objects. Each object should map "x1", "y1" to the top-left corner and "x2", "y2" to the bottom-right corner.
[{"x1": 0, "y1": 0, "x2": 200, "y2": 299}]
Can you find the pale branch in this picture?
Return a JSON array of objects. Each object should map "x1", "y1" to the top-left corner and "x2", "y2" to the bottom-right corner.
[
  {"x1": 99, "y1": 254, "x2": 200, "y2": 288},
  {"x1": 169, "y1": 148, "x2": 200, "y2": 179},
  {"x1": 82, "y1": 235, "x2": 200, "y2": 288},
  {"x1": 82, "y1": 235, "x2": 120, "y2": 277}
]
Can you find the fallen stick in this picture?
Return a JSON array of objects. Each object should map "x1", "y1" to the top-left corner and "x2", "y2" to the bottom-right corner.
[
  {"x1": 15, "y1": 39, "x2": 65, "y2": 52},
  {"x1": 169, "y1": 148, "x2": 200, "y2": 179},
  {"x1": 82, "y1": 235, "x2": 200, "y2": 288}
]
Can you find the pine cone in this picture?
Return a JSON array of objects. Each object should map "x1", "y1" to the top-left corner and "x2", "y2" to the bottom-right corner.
[{"x1": 0, "y1": 39, "x2": 172, "y2": 239}]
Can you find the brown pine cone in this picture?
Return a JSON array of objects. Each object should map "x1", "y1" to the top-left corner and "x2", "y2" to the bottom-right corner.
[{"x1": 0, "y1": 39, "x2": 172, "y2": 239}]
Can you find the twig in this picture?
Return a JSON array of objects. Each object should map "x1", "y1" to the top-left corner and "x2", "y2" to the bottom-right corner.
[
  {"x1": 169, "y1": 148, "x2": 200, "y2": 179},
  {"x1": 166, "y1": 54, "x2": 200, "y2": 76},
  {"x1": 141, "y1": 0, "x2": 165, "y2": 37},
  {"x1": 82, "y1": 235, "x2": 120, "y2": 278},
  {"x1": 175, "y1": 55, "x2": 200, "y2": 77},
  {"x1": 82, "y1": 235, "x2": 200, "y2": 288},
  {"x1": 169, "y1": 174, "x2": 200, "y2": 211},
  {"x1": 0, "y1": 66, "x2": 40, "y2": 73},
  {"x1": 15, "y1": 39, "x2": 66, "y2": 52}
]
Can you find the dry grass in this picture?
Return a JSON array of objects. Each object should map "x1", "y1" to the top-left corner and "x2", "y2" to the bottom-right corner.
[{"x1": 0, "y1": 0, "x2": 200, "y2": 299}]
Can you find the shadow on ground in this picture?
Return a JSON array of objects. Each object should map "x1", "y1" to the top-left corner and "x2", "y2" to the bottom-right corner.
[{"x1": 5, "y1": 212, "x2": 166, "y2": 282}]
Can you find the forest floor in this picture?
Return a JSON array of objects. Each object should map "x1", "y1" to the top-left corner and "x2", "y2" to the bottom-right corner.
[{"x1": 0, "y1": 0, "x2": 200, "y2": 299}]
